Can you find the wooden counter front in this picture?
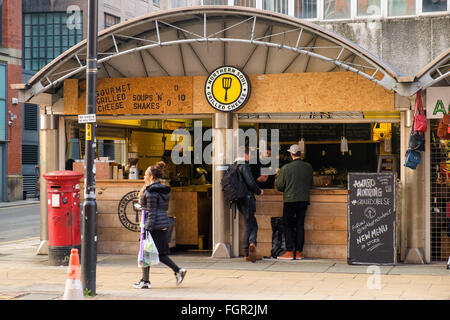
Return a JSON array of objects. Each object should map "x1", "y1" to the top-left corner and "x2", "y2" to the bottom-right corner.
[
  {"x1": 79, "y1": 180, "x2": 212, "y2": 254},
  {"x1": 240, "y1": 188, "x2": 349, "y2": 259}
]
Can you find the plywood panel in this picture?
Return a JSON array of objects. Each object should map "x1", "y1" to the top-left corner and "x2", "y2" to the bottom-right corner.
[
  {"x1": 241, "y1": 190, "x2": 349, "y2": 258},
  {"x1": 65, "y1": 72, "x2": 393, "y2": 115},
  {"x1": 193, "y1": 72, "x2": 394, "y2": 114},
  {"x1": 171, "y1": 192, "x2": 199, "y2": 245},
  {"x1": 63, "y1": 79, "x2": 79, "y2": 115},
  {"x1": 65, "y1": 77, "x2": 193, "y2": 115}
]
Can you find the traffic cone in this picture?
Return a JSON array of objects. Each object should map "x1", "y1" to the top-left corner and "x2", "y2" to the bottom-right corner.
[{"x1": 63, "y1": 248, "x2": 84, "y2": 300}]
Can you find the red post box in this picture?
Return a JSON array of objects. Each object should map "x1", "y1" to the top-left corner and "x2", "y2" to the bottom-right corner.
[{"x1": 43, "y1": 170, "x2": 83, "y2": 266}]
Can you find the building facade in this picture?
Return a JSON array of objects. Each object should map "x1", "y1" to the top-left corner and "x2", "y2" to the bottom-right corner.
[
  {"x1": 0, "y1": 0, "x2": 23, "y2": 202},
  {"x1": 17, "y1": 0, "x2": 163, "y2": 200}
]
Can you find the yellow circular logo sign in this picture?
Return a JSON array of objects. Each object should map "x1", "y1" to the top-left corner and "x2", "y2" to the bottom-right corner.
[{"x1": 205, "y1": 66, "x2": 250, "y2": 112}]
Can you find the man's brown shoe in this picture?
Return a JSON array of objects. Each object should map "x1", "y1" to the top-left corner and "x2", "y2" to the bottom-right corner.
[
  {"x1": 277, "y1": 251, "x2": 294, "y2": 260},
  {"x1": 244, "y1": 256, "x2": 251, "y2": 262},
  {"x1": 295, "y1": 251, "x2": 304, "y2": 260},
  {"x1": 248, "y1": 243, "x2": 257, "y2": 263}
]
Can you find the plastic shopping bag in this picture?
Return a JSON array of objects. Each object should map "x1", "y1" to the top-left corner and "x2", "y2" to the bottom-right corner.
[
  {"x1": 142, "y1": 232, "x2": 160, "y2": 266},
  {"x1": 137, "y1": 209, "x2": 159, "y2": 267}
]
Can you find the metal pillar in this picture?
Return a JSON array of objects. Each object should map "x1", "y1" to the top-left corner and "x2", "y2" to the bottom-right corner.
[
  {"x1": 37, "y1": 113, "x2": 58, "y2": 255},
  {"x1": 81, "y1": 0, "x2": 98, "y2": 296},
  {"x1": 211, "y1": 112, "x2": 233, "y2": 258}
]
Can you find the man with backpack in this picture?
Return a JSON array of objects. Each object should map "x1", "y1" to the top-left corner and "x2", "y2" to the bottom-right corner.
[{"x1": 222, "y1": 146, "x2": 263, "y2": 263}]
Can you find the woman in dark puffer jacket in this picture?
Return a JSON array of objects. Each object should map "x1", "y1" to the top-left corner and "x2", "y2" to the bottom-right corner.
[{"x1": 133, "y1": 161, "x2": 186, "y2": 289}]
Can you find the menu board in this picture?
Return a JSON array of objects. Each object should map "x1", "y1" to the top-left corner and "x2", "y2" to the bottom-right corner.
[
  {"x1": 259, "y1": 123, "x2": 372, "y2": 142},
  {"x1": 347, "y1": 172, "x2": 396, "y2": 265}
]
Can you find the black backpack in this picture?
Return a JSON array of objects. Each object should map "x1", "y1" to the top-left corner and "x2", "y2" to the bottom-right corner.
[{"x1": 221, "y1": 163, "x2": 248, "y2": 205}]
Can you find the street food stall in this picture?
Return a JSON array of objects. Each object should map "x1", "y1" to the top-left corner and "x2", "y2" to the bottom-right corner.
[{"x1": 18, "y1": 7, "x2": 417, "y2": 261}]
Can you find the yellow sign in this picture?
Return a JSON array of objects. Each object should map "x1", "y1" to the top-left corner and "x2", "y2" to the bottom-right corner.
[
  {"x1": 86, "y1": 124, "x2": 92, "y2": 141},
  {"x1": 204, "y1": 66, "x2": 250, "y2": 112}
]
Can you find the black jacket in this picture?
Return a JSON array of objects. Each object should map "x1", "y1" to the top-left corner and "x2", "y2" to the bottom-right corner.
[
  {"x1": 140, "y1": 182, "x2": 171, "y2": 232},
  {"x1": 236, "y1": 161, "x2": 262, "y2": 196}
]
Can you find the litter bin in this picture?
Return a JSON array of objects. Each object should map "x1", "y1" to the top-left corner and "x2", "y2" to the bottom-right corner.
[{"x1": 43, "y1": 170, "x2": 83, "y2": 265}]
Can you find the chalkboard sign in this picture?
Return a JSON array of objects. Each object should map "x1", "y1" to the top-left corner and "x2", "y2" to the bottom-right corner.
[
  {"x1": 347, "y1": 172, "x2": 396, "y2": 265},
  {"x1": 259, "y1": 123, "x2": 371, "y2": 142}
]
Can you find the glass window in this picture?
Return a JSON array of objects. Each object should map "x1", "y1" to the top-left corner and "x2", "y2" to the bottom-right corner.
[
  {"x1": 153, "y1": 0, "x2": 161, "y2": 6},
  {"x1": 388, "y1": 0, "x2": 416, "y2": 16},
  {"x1": 203, "y1": 0, "x2": 228, "y2": 4},
  {"x1": 104, "y1": 13, "x2": 121, "y2": 29},
  {"x1": 263, "y1": 0, "x2": 289, "y2": 14},
  {"x1": 324, "y1": 0, "x2": 351, "y2": 19},
  {"x1": 23, "y1": 12, "x2": 83, "y2": 71},
  {"x1": 295, "y1": 0, "x2": 318, "y2": 18},
  {"x1": 422, "y1": 0, "x2": 447, "y2": 12},
  {"x1": 234, "y1": 0, "x2": 257, "y2": 6}
]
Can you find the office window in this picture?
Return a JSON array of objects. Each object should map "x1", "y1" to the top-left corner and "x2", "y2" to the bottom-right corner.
[
  {"x1": 324, "y1": 0, "x2": 351, "y2": 19},
  {"x1": 153, "y1": 0, "x2": 161, "y2": 6},
  {"x1": 23, "y1": 12, "x2": 83, "y2": 71},
  {"x1": 203, "y1": 0, "x2": 228, "y2": 4},
  {"x1": 357, "y1": 0, "x2": 381, "y2": 15},
  {"x1": 388, "y1": 0, "x2": 416, "y2": 16},
  {"x1": 234, "y1": 0, "x2": 257, "y2": 6},
  {"x1": 422, "y1": 0, "x2": 447, "y2": 12},
  {"x1": 263, "y1": 0, "x2": 289, "y2": 14},
  {"x1": 295, "y1": 0, "x2": 318, "y2": 18},
  {"x1": 105, "y1": 13, "x2": 121, "y2": 29}
]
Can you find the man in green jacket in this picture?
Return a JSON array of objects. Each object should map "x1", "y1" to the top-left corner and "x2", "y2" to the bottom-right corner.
[{"x1": 275, "y1": 144, "x2": 313, "y2": 260}]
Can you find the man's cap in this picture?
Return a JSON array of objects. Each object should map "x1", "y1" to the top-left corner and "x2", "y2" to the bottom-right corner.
[{"x1": 287, "y1": 144, "x2": 301, "y2": 154}]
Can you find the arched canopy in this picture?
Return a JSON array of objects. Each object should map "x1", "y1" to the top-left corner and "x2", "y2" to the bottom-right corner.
[
  {"x1": 414, "y1": 48, "x2": 450, "y2": 90},
  {"x1": 22, "y1": 6, "x2": 402, "y2": 102}
]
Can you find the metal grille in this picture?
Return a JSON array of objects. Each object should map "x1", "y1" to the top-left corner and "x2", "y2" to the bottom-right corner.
[
  {"x1": 23, "y1": 174, "x2": 37, "y2": 197},
  {"x1": 430, "y1": 120, "x2": 450, "y2": 262},
  {"x1": 24, "y1": 104, "x2": 38, "y2": 131},
  {"x1": 22, "y1": 144, "x2": 39, "y2": 165}
]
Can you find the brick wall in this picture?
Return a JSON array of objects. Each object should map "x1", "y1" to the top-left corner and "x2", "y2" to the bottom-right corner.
[
  {"x1": 6, "y1": 63, "x2": 22, "y2": 175},
  {"x1": 2, "y1": 1, "x2": 23, "y2": 181},
  {"x1": 2, "y1": 0, "x2": 22, "y2": 50}
]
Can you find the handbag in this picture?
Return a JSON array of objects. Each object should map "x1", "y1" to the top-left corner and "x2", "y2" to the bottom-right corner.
[
  {"x1": 414, "y1": 91, "x2": 427, "y2": 132},
  {"x1": 404, "y1": 149, "x2": 421, "y2": 169},
  {"x1": 408, "y1": 119, "x2": 425, "y2": 151},
  {"x1": 437, "y1": 114, "x2": 450, "y2": 139}
]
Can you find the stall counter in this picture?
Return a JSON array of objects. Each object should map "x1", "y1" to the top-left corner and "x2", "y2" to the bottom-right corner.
[
  {"x1": 241, "y1": 188, "x2": 349, "y2": 259},
  {"x1": 79, "y1": 180, "x2": 212, "y2": 254}
]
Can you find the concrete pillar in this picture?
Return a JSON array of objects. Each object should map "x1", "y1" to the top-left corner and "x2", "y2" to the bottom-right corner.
[
  {"x1": 37, "y1": 113, "x2": 58, "y2": 255},
  {"x1": 402, "y1": 106, "x2": 426, "y2": 264},
  {"x1": 211, "y1": 112, "x2": 233, "y2": 258}
]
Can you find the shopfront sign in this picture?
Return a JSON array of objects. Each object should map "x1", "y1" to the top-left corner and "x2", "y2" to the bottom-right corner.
[
  {"x1": 65, "y1": 77, "x2": 193, "y2": 115},
  {"x1": 347, "y1": 173, "x2": 396, "y2": 265},
  {"x1": 117, "y1": 190, "x2": 140, "y2": 232},
  {"x1": 426, "y1": 87, "x2": 450, "y2": 119},
  {"x1": 204, "y1": 66, "x2": 251, "y2": 112}
]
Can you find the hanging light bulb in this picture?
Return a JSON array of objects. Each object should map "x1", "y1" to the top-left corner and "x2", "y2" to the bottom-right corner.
[
  {"x1": 340, "y1": 136, "x2": 348, "y2": 154},
  {"x1": 299, "y1": 138, "x2": 305, "y2": 154}
]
